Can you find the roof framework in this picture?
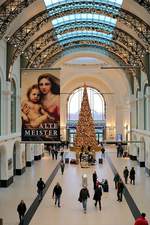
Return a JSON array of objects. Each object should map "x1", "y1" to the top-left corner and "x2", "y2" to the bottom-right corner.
[{"x1": 0, "y1": 0, "x2": 149, "y2": 90}]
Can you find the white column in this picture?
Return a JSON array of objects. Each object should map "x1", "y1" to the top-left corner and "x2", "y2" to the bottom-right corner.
[{"x1": 26, "y1": 144, "x2": 34, "y2": 166}]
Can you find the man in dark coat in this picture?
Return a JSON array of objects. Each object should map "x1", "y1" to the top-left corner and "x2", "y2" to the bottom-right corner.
[
  {"x1": 123, "y1": 166, "x2": 129, "y2": 184},
  {"x1": 60, "y1": 160, "x2": 65, "y2": 175},
  {"x1": 117, "y1": 180, "x2": 124, "y2": 202},
  {"x1": 93, "y1": 184, "x2": 102, "y2": 210},
  {"x1": 52, "y1": 182, "x2": 62, "y2": 207},
  {"x1": 130, "y1": 167, "x2": 136, "y2": 185},
  {"x1": 78, "y1": 186, "x2": 90, "y2": 213},
  {"x1": 113, "y1": 173, "x2": 120, "y2": 189},
  {"x1": 37, "y1": 178, "x2": 45, "y2": 200},
  {"x1": 17, "y1": 200, "x2": 26, "y2": 224},
  {"x1": 92, "y1": 171, "x2": 97, "y2": 190}
]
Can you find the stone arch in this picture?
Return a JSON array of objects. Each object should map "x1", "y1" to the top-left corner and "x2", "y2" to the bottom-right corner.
[{"x1": 0, "y1": 144, "x2": 7, "y2": 186}]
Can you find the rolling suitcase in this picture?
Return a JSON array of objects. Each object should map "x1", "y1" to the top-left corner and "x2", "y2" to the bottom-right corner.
[
  {"x1": 99, "y1": 158, "x2": 103, "y2": 164},
  {"x1": 65, "y1": 158, "x2": 69, "y2": 164}
]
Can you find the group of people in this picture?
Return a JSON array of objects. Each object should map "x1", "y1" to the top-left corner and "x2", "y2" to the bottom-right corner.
[
  {"x1": 17, "y1": 170, "x2": 149, "y2": 225},
  {"x1": 123, "y1": 166, "x2": 136, "y2": 185},
  {"x1": 78, "y1": 172, "x2": 103, "y2": 213},
  {"x1": 113, "y1": 166, "x2": 136, "y2": 203}
]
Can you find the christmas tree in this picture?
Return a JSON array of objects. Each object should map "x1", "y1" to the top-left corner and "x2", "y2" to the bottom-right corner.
[{"x1": 74, "y1": 84, "x2": 98, "y2": 150}]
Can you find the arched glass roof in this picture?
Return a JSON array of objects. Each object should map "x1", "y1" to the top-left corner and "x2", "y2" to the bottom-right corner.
[
  {"x1": 44, "y1": 0, "x2": 123, "y2": 9},
  {"x1": 44, "y1": 1, "x2": 123, "y2": 52},
  {"x1": 59, "y1": 36, "x2": 112, "y2": 45},
  {"x1": 52, "y1": 13, "x2": 117, "y2": 27},
  {"x1": 57, "y1": 30, "x2": 113, "y2": 41}
]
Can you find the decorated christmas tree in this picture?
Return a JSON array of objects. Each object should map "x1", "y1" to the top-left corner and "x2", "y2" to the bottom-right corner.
[{"x1": 74, "y1": 84, "x2": 98, "y2": 150}]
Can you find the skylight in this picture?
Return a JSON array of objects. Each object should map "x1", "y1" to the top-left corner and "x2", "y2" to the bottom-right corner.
[
  {"x1": 52, "y1": 13, "x2": 117, "y2": 27},
  {"x1": 44, "y1": 0, "x2": 123, "y2": 9},
  {"x1": 59, "y1": 35, "x2": 112, "y2": 46},
  {"x1": 57, "y1": 31, "x2": 113, "y2": 41}
]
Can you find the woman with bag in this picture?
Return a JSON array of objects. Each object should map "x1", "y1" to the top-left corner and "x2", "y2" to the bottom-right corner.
[{"x1": 78, "y1": 186, "x2": 90, "y2": 213}]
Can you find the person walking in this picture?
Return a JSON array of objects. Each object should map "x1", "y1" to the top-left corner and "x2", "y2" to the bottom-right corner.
[
  {"x1": 54, "y1": 148, "x2": 58, "y2": 160},
  {"x1": 37, "y1": 178, "x2": 45, "y2": 200},
  {"x1": 78, "y1": 186, "x2": 90, "y2": 213},
  {"x1": 123, "y1": 166, "x2": 129, "y2": 184},
  {"x1": 101, "y1": 147, "x2": 105, "y2": 158},
  {"x1": 17, "y1": 200, "x2": 26, "y2": 224},
  {"x1": 51, "y1": 148, "x2": 55, "y2": 160},
  {"x1": 113, "y1": 173, "x2": 120, "y2": 189},
  {"x1": 117, "y1": 179, "x2": 124, "y2": 202},
  {"x1": 117, "y1": 144, "x2": 120, "y2": 157},
  {"x1": 93, "y1": 184, "x2": 102, "y2": 210},
  {"x1": 92, "y1": 171, "x2": 97, "y2": 190},
  {"x1": 134, "y1": 213, "x2": 149, "y2": 225},
  {"x1": 60, "y1": 160, "x2": 65, "y2": 175},
  {"x1": 60, "y1": 148, "x2": 64, "y2": 159},
  {"x1": 130, "y1": 167, "x2": 136, "y2": 185},
  {"x1": 52, "y1": 182, "x2": 62, "y2": 207}
]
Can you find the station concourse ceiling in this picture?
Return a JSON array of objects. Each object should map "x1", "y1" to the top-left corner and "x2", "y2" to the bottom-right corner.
[{"x1": 0, "y1": 0, "x2": 149, "y2": 91}]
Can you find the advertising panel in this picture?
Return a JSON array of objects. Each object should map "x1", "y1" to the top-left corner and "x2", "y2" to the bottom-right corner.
[{"x1": 21, "y1": 69, "x2": 60, "y2": 142}]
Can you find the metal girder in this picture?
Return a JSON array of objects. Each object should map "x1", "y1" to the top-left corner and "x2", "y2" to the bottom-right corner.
[
  {"x1": 27, "y1": 38, "x2": 143, "y2": 72},
  {"x1": 8, "y1": 1, "x2": 150, "y2": 50},
  {"x1": 21, "y1": 21, "x2": 146, "y2": 67},
  {"x1": 41, "y1": 44, "x2": 129, "y2": 67},
  {"x1": 0, "y1": 0, "x2": 36, "y2": 39},
  {"x1": 133, "y1": 0, "x2": 150, "y2": 13},
  {"x1": 0, "y1": 0, "x2": 149, "y2": 41},
  {"x1": 34, "y1": 44, "x2": 135, "y2": 94}
]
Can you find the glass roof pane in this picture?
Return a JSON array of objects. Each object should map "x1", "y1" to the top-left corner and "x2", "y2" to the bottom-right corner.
[
  {"x1": 44, "y1": 0, "x2": 123, "y2": 8},
  {"x1": 52, "y1": 13, "x2": 117, "y2": 27},
  {"x1": 57, "y1": 30, "x2": 113, "y2": 41},
  {"x1": 59, "y1": 36, "x2": 112, "y2": 46}
]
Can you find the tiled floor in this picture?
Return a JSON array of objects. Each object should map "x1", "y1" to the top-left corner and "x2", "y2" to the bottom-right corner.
[{"x1": 0, "y1": 147, "x2": 150, "y2": 225}]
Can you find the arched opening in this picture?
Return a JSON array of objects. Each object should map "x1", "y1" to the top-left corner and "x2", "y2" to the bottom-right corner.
[
  {"x1": 67, "y1": 86, "x2": 106, "y2": 144},
  {"x1": 11, "y1": 79, "x2": 16, "y2": 133}
]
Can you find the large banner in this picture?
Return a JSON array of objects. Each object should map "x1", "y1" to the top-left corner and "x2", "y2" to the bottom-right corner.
[{"x1": 21, "y1": 69, "x2": 60, "y2": 142}]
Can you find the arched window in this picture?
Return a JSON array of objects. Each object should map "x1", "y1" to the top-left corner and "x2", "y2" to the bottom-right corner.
[
  {"x1": 68, "y1": 87, "x2": 105, "y2": 121},
  {"x1": 67, "y1": 86, "x2": 105, "y2": 143},
  {"x1": 11, "y1": 79, "x2": 16, "y2": 133}
]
